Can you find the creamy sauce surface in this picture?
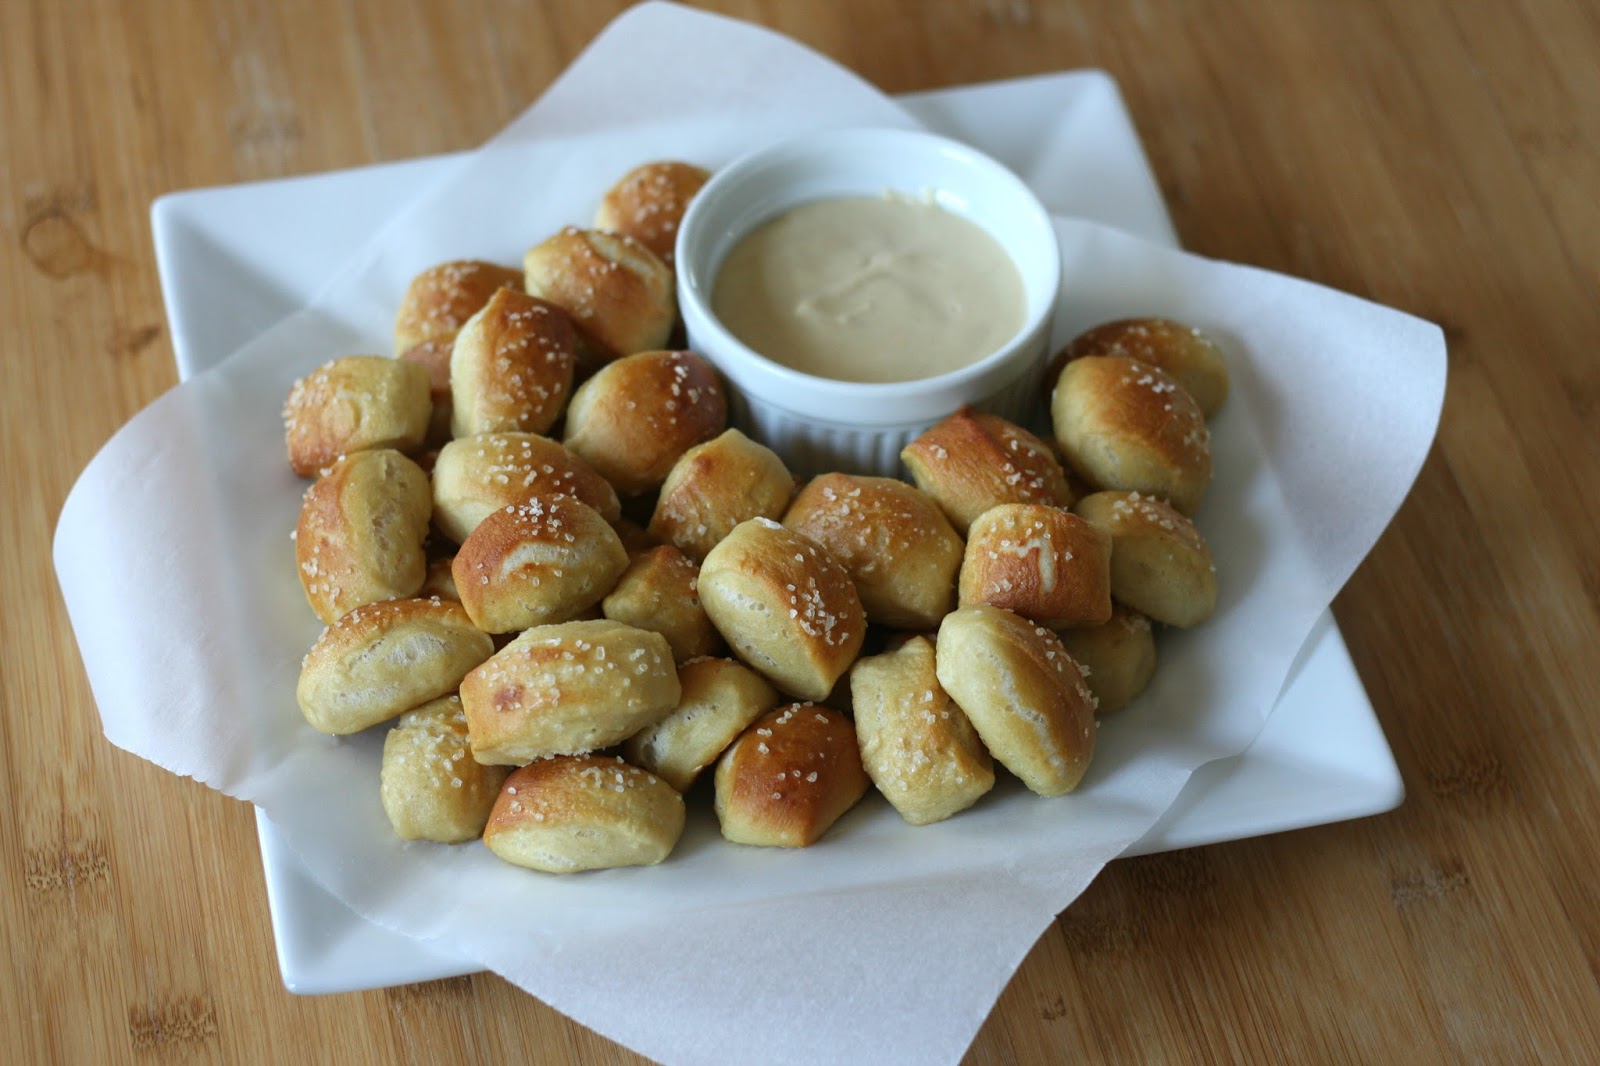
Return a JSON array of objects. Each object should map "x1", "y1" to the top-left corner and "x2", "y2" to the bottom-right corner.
[{"x1": 711, "y1": 195, "x2": 1025, "y2": 384}]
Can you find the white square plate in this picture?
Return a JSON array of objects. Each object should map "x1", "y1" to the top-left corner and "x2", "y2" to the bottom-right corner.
[{"x1": 152, "y1": 71, "x2": 1403, "y2": 994}]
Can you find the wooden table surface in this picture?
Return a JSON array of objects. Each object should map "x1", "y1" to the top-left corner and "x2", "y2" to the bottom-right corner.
[{"x1": 6, "y1": 0, "x2": 1598, "y2": 1062}]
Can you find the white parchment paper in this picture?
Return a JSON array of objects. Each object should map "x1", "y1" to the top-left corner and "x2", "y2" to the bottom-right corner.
[{"x1": 53, "y1": 4, "x2": 1446, "y2": 1064}]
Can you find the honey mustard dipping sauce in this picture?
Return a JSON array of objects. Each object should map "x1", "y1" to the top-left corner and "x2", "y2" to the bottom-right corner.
[{"x1": 710, "y1": 195, "x2": 1026, "y2": 384}]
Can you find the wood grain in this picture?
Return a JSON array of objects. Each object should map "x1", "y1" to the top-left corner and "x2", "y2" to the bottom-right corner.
[{"x1": 5, "y1": 0, "x2": 1598, "y2": 1063}]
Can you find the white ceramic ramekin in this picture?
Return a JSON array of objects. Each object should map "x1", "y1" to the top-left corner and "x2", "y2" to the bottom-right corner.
[{"x1": 675, "y1": 127, "x2": 1061, "y2": 478}]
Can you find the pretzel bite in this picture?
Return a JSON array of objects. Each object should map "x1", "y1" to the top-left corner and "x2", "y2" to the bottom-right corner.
[
  {"x1": 452, "y1": 494, "x2": 628, "y2": 634},
  {"x1": 398, "y1": 336, "x2": 454, "y2": 446},
  {"x1": 282, "y1": 355, "x2": 432, "y2": 477},
  {"x1": 782, "y1": 473, "x2": 962, "y2": 630},
  {"x1": 562, "y1": 349, "x2": 726, "y2": 496},
  {"x1": 849, "y1": 636, "x2": 994, "y2": 826},
  {"x1": 523, "y1": 226, "x2": 675, "y2": 368},
  {"x1": 594, "y1": 161, "x2": 710, "y2": 266},
  {"x1": 297, "y1": 597, "x2": 494, "y2": 736},
  {"x1": 393, "y1": 259, "x2": 522, "y2": 355},
  {"x1": 448, "y1": 289, "x2": 576, "y2": 438},
  {"x1": 1051, "y1": 355, "x2": 1212, "y2": 515},
  {"x1": 900, "y1": 408, "x2": 1074, "y2": 532},
  {"x1": 483, "y1": 754, "x2": 686, "y2": 873},
  {"x1": 460, "y1": 619, "x2": 680, "y2": 765},
  {"x1": 713, "y1": 704, "x2": 869, "y2": 847},
  {"x1": 1073, "y1": 490, "x2": 1218, "y2": 627},
  {"x1": 623, "y1": 656, "x2": 778, "y2": 791},
  {"x1": 611, "y1": 517, "x2": 659, "y2": 556},
  {"x1": 601, "y1": 545, "x2": 721, "y2": 662},
  {"x1": 431, "y1": 431, "x2": 621, "y2": 543},
  {"x1": 1054, "y1": 604, "x2": 1157, "y2": 714},
  {"x1": 698, "y1": 518, "x2": 866, "y2": 702},
  {"x1": 380, "y1": 695, "x2": 510, "y2": 842},
  {"x1": 934, "y1": 605, "x2": 1097, "y2": 796},
  {"x1": 648, "y1": 428, "x2": 795, "y2": 560},
  {"x1": 1054, "y1": 317, "x2": 1229, "y2": 418},
  {"x1": 958, "y1": 503, "x2": 1112, "y2": 629},
  {"x1": 420, "y1": 555, "x2": 459, "y2": 601},
  {"x1": 295, "y1": 448, "x2": 432, "y2": 624}
]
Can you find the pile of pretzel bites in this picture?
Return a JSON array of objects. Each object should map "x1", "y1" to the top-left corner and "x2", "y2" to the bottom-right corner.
[{"x1": 283, "y1": 161, "x2": 1227, "y2": 874}]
